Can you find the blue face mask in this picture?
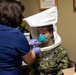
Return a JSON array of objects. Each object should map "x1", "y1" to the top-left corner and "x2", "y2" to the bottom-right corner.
[{"x1": 38, "y1": 34, "x2": 47, "y2": 43}]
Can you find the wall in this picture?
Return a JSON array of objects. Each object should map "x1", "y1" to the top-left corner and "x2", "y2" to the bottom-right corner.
[
  {"x1": 58, "y1": 0, "x2": 76, "y2": 62},
  {"x1": 21, "y1": 0, "x2": 76, "y2": 62},
  {"x1": 21, "y1": 0, "x2": 40, "y2": 31}
]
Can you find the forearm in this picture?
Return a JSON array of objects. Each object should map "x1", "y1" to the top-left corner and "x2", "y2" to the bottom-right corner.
[{"x1": 22, "y1": 50, "x2": 36, "y2": 65}]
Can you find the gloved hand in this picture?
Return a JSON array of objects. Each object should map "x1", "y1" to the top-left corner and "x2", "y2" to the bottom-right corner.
[
  {"x1": 29, "y1": 39, "x2": 40, "y2": 46},
  {"x1": 32, "y1": 47, "x2": 41, "y2": 55}
]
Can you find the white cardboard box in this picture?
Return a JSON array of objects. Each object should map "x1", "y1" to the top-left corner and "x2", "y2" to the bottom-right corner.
[{"x1": 62, "y1": 67, "x2": 76, "y2": 75}]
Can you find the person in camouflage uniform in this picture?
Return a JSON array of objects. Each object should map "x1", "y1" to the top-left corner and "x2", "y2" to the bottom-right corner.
[{"x1": 29, "y1": 25, "x2": 70, "y2": 75}]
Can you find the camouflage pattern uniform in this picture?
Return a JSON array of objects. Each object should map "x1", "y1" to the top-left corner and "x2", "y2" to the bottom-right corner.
[{"x1": 29, "y1": 45, "x2": 70, "y2": 75}]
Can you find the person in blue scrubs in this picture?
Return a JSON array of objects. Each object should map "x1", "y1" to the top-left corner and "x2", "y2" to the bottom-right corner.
[{"x1": 0, "y1": 0, "x2": 40, "y2": 75}]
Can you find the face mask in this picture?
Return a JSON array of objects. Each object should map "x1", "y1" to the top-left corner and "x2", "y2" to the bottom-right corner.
[{"x1": 38, "y1": 34, "x2": 47, "y2": 43}]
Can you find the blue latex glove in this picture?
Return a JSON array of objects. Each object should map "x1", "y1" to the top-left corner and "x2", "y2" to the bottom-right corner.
[
  {"x1": 32, "y1": 47, "x2": 40, "y2": 55},
  {"x1": 29, "y1": 39, "x2": 40, "y2": 46}
]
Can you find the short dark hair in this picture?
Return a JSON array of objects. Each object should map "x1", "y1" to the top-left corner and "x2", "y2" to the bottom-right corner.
[
  {"x1": 46, "y1": 24, "x2": 53, "y2": 32},
  {"x1": 0, "y1": 0, "x2": 25, "y2": 28}
]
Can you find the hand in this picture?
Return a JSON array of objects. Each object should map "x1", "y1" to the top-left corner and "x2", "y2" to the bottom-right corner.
[
  {"x1": 32, "y1": 47, "x2": 41, "y2": 55},
  {"x1": 29, "y1": 39, "x2": 40, "y2": 46}
]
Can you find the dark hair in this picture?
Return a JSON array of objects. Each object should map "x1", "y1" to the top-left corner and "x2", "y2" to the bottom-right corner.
[
  {"x1": 46, "y1": 24, "x2": 53, "y2": 32},
  {"x1": 39, "y1": 24, "x2": 53, "y2": 32},
  {"x1": 0, "y1": 0, "x2": 25, "y2": 28},
  {"x1": 46, "y1": 24, "x2": 54, "y2": 39}
]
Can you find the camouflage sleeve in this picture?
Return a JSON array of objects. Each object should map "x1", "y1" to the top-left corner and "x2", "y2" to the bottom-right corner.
[{"x1": 56, "y1": 46, "x2": 69, "y2": 75}]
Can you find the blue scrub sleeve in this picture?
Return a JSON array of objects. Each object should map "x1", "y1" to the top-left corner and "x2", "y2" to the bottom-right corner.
[{"x1": 15, "y1": 32, "x2": 30, "y2": 56}]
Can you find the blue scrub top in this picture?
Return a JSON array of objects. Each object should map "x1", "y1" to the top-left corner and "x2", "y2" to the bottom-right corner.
[{"x1": 0, "y1": 24, "x2": 30, "y2": 75}]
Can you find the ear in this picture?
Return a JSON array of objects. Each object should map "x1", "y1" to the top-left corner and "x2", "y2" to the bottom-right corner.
[
  {"x1": 50, "y1": 31, "x2": 53, "y2": 37},
  {"x1": 50, "y1": 32, "x2": 54, "y2": 39}
]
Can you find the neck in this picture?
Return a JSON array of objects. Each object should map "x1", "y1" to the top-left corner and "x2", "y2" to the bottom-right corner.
[{"x1": 44, "y1": 39, "x2": 54, "y2": 46}]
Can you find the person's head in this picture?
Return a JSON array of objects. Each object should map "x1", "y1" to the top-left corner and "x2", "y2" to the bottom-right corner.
[
  {"x1": 38, "y1": 24, "x2": 54, "y2": 43},
  {"x1": 0, "y1": 0, "x2": 25, "y2": 28}
]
